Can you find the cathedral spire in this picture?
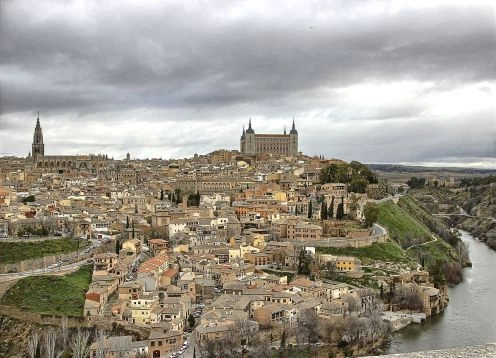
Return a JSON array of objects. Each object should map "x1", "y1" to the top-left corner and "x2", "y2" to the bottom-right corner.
[
  {"x1": 290, "y1": 118, "x2": 298, "y2": 134},
  {"x1": 284, "y1": 125, "x2": 287, "y2": 135},
  {"x1": 32, "y1": 112, "x2": 45, "y2": 161},
  {"x1": 246, "y1": 118, "x2": 255, "y2": 134}
]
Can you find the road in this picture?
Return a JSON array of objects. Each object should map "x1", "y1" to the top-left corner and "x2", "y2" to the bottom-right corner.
[
  {"x1": 0, "y1": 257, "x2": 91, "y2": 282},
  {"x1": 0, "y1": 237, "x2": 103, "y2": 282}
]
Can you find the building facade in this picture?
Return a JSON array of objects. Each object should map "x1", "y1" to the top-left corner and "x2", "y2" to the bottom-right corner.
[
  {"x1": 29, "y1": 114, "x2": 109, "y2": 174},
  {"x1": 240, "y1": 119, "x2": 298, "y2": 156}
]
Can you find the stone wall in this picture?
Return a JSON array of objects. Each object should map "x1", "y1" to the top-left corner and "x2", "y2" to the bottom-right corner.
[
  {"x1": 370, "y1": 343, "x2": 496, "y2": 358},
  {"x1": 311, "y1": 225, "x2": 389, "y2": 248},
  {"x1": 0, "y1": 240, "x2": 114, "y2": 273}
]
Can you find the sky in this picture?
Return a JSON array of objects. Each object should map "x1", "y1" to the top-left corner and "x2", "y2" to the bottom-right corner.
[{"x1": 0, "y1": 0, "x2": 495, "y2": 168}]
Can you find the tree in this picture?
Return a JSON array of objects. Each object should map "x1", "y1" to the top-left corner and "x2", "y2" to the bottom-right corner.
[
  {"x1": 43, "y1": 329, "x2": 62, "y2": 358},
  {"x1": 93, "y1": 328, "x2": 106, "y2": 358},
  {"x1": 60, "y1": 316, "x2": 69, "y2": 352},
  {"x1": 70, "y1": 329, "x2": 90, "y2": 358},
  {"x1": 115, "y1": 239, "x2": 121, "y2": 254},
  {"x1": 27, "y1": 331, "x2": 39, "y2": 358},
  {"x1": 329, "y1": 196, "x2": 334, "y2": 219},
  {"x1": 336, "y1": 203, "x2": 344, "y2": 220},
  {"x1": 126, "y1": 216, "x2": 130, "y2": 229},
  {"x1": 296, "y1": 309, "x2": 319, "y2": 346},
  {"x1": 160, "y1": 189, "x2": 164, "y2": 201},
  {"x1": 297, "y1": 249, "x2": 312, "y2": 275},
  {"x1": 324, "y1": 260, "x2": 338, "y2": 280},
  {"x1": 21, "y1": 195, "x2": 36, "y2": 203},
  {"x1": 363, "y1": 203, "x2": 379, "y2": 228},
  {"x1": 308, "y1": 200, "x2": 313, "y2": 219},
  {"x1": 349, "y1": 178, "x2": 368, "y2": 193},
  {"x1": 320, "y1": 201, "x2": 327, "y2": 221},
  {"x1": 188, "y1": 314, "x2": 196, "y2": 328},
  {"x1": 174, "y1": 188, "x2": 182, "y2": 204},
  {"x1": 407, "y1": 177, "x2": 426, "y2": 188},
  {"x1": 393, "y1": 285, "x2": 423, "y2": 312},
  {"x1": 280, "y1": 328, "x2": 287, "y2": 349}
]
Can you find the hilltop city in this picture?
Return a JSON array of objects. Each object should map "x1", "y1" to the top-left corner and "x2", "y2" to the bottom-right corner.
[{"x1": 0, "y1": 115, "x2": 479, "y2": 358}]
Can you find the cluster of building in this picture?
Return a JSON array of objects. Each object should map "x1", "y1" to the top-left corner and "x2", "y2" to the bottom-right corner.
[{"x1": 0, "y1": 116, "x2": 444, "y2": 357}]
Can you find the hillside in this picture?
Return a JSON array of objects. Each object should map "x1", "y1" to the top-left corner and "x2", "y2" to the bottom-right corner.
[
  {"x1": 376, "y1": 197, "x2": 466, "y2": 284},
  {"x1": 1, "y1": 265, "x2": 92, "y2": 316},
  {"x1": 411, "y1": 184, "x2": 496, "y2": 251},
  {"x1": 376, "y1": 200, "x2": 432, "y2": 249},
  {"x1": 459, "y1": 184, "x2": 496, "y2": 249},
  {"x1": 0, "y1": 238, "x2": 86, "y2": 264}
]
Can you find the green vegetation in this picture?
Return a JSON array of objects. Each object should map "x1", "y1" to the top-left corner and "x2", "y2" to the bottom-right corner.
[
  {"x1": 407, "y1": 177, "x2": 426, "y2": 188},
  {"x1": 316, "y1": 241, "x2": 410, "y2": 264},
  {"x1": 407, "y1": 238, "x2": 458, "y2": 269},
  {"x1": 398, "y1": 195, "x2": 459, "y2": 246},
  {"x1": 20, "y1": 195, "x2": 35, "y2": 203},
  {"x1": 319, "y1": 160, "x2": 377, "y2": 192},
  {"x1": 376, "y1": 200, "x2": 432, "y2": 248},
  {"x1": 0, "y1": 238, "x2": 85, "y2": 264},
  {"x1": 16, "y1": 225, "x2": 49, "y2": 237},
  {"x1": 0, "y1": 265, "x2": 92, "y2": 316},
  {"x1": 363, "y1": 202, "x2": 379, "y2": 228}
]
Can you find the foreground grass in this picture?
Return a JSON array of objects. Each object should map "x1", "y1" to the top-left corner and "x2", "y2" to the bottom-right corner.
[
  {"x1": 0, "y1": 265, "x2": 92, "y2": 316},
  {"x1": 316, "y1": 241, "x2": 409, "y2": 264},
  {"x1": 0, "y1": 238, "x2": 85, "y2": 264},
  {"x1": 377, "y1": 200, "x2": 432, "y2": 247}
]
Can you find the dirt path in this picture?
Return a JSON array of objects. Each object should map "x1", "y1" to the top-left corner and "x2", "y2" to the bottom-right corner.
[{"x1": 0, "y1": 279, "x2": 17, "y2": 300}]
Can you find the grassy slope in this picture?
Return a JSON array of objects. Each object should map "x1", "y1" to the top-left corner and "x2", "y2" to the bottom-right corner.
[
  {"x1": 316, "y1": 241, "x2": 409, "y2": 264},
  {"x1": 0, "y1": 238, "x2": 85, "y2": 264},
  {"x1": 407, "y1": 239, "x2": 458, "y2": 268},
  {"x1": 315, "y1": 198, "x2": 457, "y2": 266},
  {"x1": 0, "y1": 265, "x2": 92, "y2": 316},
  {"x1": 376, "y1": 200, "x2": 432, "y2": 247}
]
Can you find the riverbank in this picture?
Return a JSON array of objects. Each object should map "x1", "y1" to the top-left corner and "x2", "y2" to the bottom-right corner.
[{"x1": 385, "y1": 230, "x2": 496, "y2": 354}]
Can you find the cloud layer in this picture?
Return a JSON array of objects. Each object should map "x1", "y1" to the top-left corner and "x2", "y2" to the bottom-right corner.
[{"x1": 1, "y1": 0, "x2": 495, "y2": 167}]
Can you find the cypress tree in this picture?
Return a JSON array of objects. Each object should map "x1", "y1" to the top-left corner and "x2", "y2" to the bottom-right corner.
[
  {"x1": 329, "y1": 196, "x2": 334, "y2": 219},
  {"x1": 320, "y1": 201, "x2": 327, "y2": 221},
  {"x1": 307, "y1": 200, "x2": 313, "y2": 219},
  {"x1": 336, "y1": 203, "x2": 344, "y2": 220},
  {"x1": 160, "y1": 189, "x2": 164, "y2": 201},
  {"x1": 126, "y1": 216, "x2": 130, "y2": 229}
]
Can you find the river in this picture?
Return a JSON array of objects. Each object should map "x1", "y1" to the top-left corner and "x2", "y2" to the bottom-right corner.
[{"x1": 385, "y1": 230, "x2": 496, "y2": 354}]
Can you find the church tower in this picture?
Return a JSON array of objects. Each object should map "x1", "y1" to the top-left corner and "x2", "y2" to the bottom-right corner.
[
  {"x1": 289, "y1": 118, "x2": 298, "y2": 156},
  {"x1": 32, "y1": 112, "x2": 44, "y2": 161},
  {"x1": 244, "y1": 118, "x2": 256, "y2": 155}
]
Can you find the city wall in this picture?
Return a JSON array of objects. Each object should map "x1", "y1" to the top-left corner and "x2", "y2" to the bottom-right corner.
[
  {"x1": 311, "y1": 224, "x2": 389, "y2": 248},
  {"x1": 0, "y1": 240, "x2": 114, "y2": 274}
]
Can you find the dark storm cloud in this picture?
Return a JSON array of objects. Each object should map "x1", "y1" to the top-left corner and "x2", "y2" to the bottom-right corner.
[{"x1": 0, "y1": 0, "x2": 494, "y2": 167}]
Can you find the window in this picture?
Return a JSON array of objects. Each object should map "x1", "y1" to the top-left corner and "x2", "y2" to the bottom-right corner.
[{"x1": 151, "y1": 341, "x2": 155, "y2": 347}]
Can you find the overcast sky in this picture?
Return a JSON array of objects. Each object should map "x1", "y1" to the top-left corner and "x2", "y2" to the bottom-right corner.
[{"x1": 1, "y1": 0, "x2": 495, "y2": 168}]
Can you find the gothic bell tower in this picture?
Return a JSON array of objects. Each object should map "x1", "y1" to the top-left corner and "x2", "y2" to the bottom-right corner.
[{"x1": 32, "y1": 111, "x2": 45, "y2": 161}]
